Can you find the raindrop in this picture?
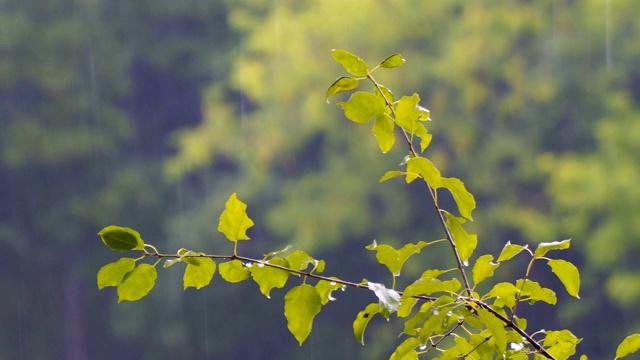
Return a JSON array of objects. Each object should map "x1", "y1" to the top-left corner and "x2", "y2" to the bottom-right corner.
[
  {"x1": 257, "y1": 262, "x2": 265, "y2": 268},
  {"x1": 330, "y1": 281, "x2": 336, "y2": 286}
]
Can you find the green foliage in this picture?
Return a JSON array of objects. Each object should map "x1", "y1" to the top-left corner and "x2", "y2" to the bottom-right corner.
[{"x1": 97, "y1": 50, "x2": 640, "y2": 359}]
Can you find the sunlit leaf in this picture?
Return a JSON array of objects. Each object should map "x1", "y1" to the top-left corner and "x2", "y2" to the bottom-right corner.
[
  {"x1": 98, "y1": 226, "x2": 144, "y2": 252},
  {"x1": 477, "y1": 307, "x2": 507, "y2": 354},
  {"x1": 218, "y1": 193, "x2": 254, "y2": 241},
  {"x1": 534, "y1": 239, "x2": 571, "y2": 258},
  {"x1": 444, "y1": 213, "x2": 477, "y2": 262},
  {"x1": 326, "y1": 76, "x2": 359, "y2": 99},
  {"x1": 219, "y1": 259, "x2": 250, "y2": 283},
  {"x1": 263, "y1": 245, "x2": 292, "y2": 258},
  {"x1": 337, "y1": 91, "x2": 386, "y2": 124},
  {"x1": 97, "y1": 258, "x2": 136, "y2": 289},
  {"x1": 395, "y1": 94, "x2": 429, "y2": 134},
  {"x1": 616, "y1": 334, "x2": 640, "y2": 359},
  {"x1": 547, "y1": 259, "x2": 580, "y2": 298},
  {"x1": 390, "y1": 337, "x2": 420, "y2": 360},
  {"x1": 403, "y1": 276, "x2": 460, "y2": 297},
  {"x1": 516, "y1": 279, "x2": 557, "y2": 305},
  {"x1": 353, "y1": 303, "x2": 381, "y2": 345},
  {"x1": 332, "y1": 49, "x2": 369, "y2": 76},
  {"x1": 440, "y1": 177, "x2": 475, "y2": 220},
  {"x1": 315, "y1": 278, "x2": 343, "y2": 304},
  {"x1": 366, "y1": 240, "x2": 428, "y2": 276},
  {"x1": 286, "y1": 250, "x2": 319, "y2": 272},
  {"x1": 472, "y1": 254, "x2": 499, "y2": 285},
  {"x1": 250, "y1": 257, "x2": 289, "y2": 298},
  {"x1": 117, "y1": 264, "x2": 157, "y2": 302},
  {"x1": 544, "y1": 330, "x2": 580, "y2": 360},
  {"x1": 497, "y1": 242, "x2": 528, "y2": 262},
  {"x1": 380, "y1": 53, "x2": 406, "y2": 68},
  {"x1": 372, "y1": 113, "x2": 395, "y2": 153},
  {"x1": 405, "y1": 156, "x2": 441, "y2": 187},
  {"x1": 284, "y1": 284, "x2": 322, "y2": 345},
  {"x1": 379, "y1": 170, "x2": 404, "y2": 182},
  {"x1": 367, "y1": 282, "x2": 401, "y2": 318},
  {"x1": 489, "y1": 282, "x2": 519, "y2": 308},
  {"x1": 183, "y1": 256, "x2": 216, "y2": 290}
]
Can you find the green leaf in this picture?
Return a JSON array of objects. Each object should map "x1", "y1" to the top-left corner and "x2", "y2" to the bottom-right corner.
[
  {"x1": 218, "y1": 193, "x2": 254, "y2": 241},
  {"x1": 444, "y1": 213, "x2": 477, "y2": 262},
  {"x1": 284, "y1": 284, "x2": 322, "y2": 345},
  {"x1": 219, "y1": 259, "x2": 250, "y2": 283},
  {"x1": 390, "y1": 337, "x2": 420, "y2": 360},
  {"x1": 97, "y1": 258, "x2": 136, "y2": 289},
  {"x1": 403, "y1": 276, "x2": 460, "y2": 297},
  {"x1": 440, "y1": 177, "x2": 476, "y2": 220},
  {"x1": 326, "y1": 76, "x2": 359, "y2": 99},
  {"x1": 263, "y1": 244, "x2": 292, "y2": 258},
  {"x1": 372, "y1": 113, "x2": 396, "y2": 153},
  {"x1": 472, "y1": 254, "x2": 499, "y2": 285},
  {"x1": 337, "y1": 91, "x2": 386, "y2": 124},
  {"x1": 117, "y1": 264, "x2": 157, "y2": 302},
  {"x1": 286, "y1": 250, "x2": 314, "y2": 271},
  {"x1": 547, "y1": 259, "x2": 580, "y2": 298},
  {"x1": 380, "y1": 53, "x2": 406, "y2": 68},
  {"x1": 332, "y1": 49, "x2": 369, "y2": 76},
  {"x1": 353, "y1": 303, "x2": 380, "y2": 345},
  {"x1": 415, "y1": 124, "x2": 432, "y2": 152},
  {"x1": 517, "y1": 279, "x2": 557, "y2": 305},
  {"x1": 367, "y1": 282, "x2": 401, "y2": 318},
  {"x1": 250, "y1": 257, "x2": 290, "y2": 298},
  {"x1": 489, "y1": 282, "x2": 519, "y2": 308},
  {"x1": 366, "y1": 240, "x2": 428, "y2": 276},
  {"x1": 534, "y1": 239, "x2": 571, "y2": 258},
  {"x1": 405, "y1": 157, "x2": 441, "y2": 187},
  {"x1": 315, "y1": 278, "x2": 343, "y2": 305},
  {"x1": 375, "y1": 84, "x2": 395, "y2": 105},
  {"x1": 616, "y1": 334, "x2": 640, "y2": 359},
  {"x1": 394, "y1": 94, "x2": 429, "y2": 134},
  {"x1": 477, "y1": 308, "x2": 507, "y2": 354},
  {"x1": 418, "y1": 308, "x2": 449, "y2": 343},
  {"x1": 183, "y1": 257, "x2": 216, "y2": 290},
  {"x1": 497, "y1": 242, "x2": 528, "y2": 262},
  {"x1": 543, "y1": 330, "x2": 580, "y2": 360},
  {"x1": 379, "y1": 170, "x2": 405, "y2": 182},
  {"x1": 98, "y1": 226, "x2": 144, "y2": 252}
]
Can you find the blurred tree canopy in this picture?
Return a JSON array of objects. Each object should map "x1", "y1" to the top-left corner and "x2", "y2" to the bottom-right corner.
[{"x1": 1, "y1": 0, "x2": 640, "y2": 359}]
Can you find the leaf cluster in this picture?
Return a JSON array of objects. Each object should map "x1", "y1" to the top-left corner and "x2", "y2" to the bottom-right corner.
[{"x1": 97, "y1": 51, "x2": 640, "y2": 360}]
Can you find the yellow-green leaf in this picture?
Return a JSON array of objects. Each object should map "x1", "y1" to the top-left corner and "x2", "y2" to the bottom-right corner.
[
  {"x1": 372, "y1": 113, "x2": 395, "y2": 153},
  {"x1": 284, "y1": 284, "x2": 322, "y2": 345},
  {"x1": 547, "y1": 259, "x2": 580, "y2": 298},
  {"x1": 497, "y1": 242, "x2": 528, "y2": 262},
  {"x1": 444, "y1": 213, "x2": 477, "y2": 262},
  {"x1": 534, "y1": 239, "x2": 571, "y2": 258},
  {"x1": 98, "y1": 226, "x2": 144, "y2": 252},
  {"x1": 489, "y1": 282, "x2": 519, "y2": 309},
  {"x1": 390, "y1": 337, "x2": 420, "y2": 360},
  {"x1": 477, "y1": 307, "x2": 507, "y2": 354},
  {"x1": 616, "y1": 334, "x2": 640, "y2": 359},
  {"x1": 315, "y1": 278, "x2": 343, "y2": 305},
  {"x1": 379, "y1": 170, "x2": 404, "y2": 182},
  {"x1": 97, "y1": 258, "x2": 135, "y2": 289},
  {"x1": 472, "y1": 254, "x2": 499, "y2": 285},
  {"x1": 366, "y1": 240, "x2": 428, "y2": 276},
  {"x1": 337, "y1": 91, "x2": 386, "y2": 124},
  {"x1": 405, "y1": 157, "x2": 441, "y2": 187},
  {"x1": 380, "y1": 53, "x2": 406, "y2": 68},
  {"x1": 218, "y1": 193, "x2": 254, "y2": 242},
  {"x1": 219, "y1": 259, "x2": 250, "y2": 283},
  {"x1": 517, "y1": 279, "x2": 557, "y2": 305},
  {"x1": 183, "y1": 257, "x2": 216, "y2": 290},
  {"x1": 117, "y1": 264, "x2": 157, "y2": 302},
  {"x1": 250, "y1": 257, "x2": 289, "y2": 298},
  {"x1": 395, "y1": 94, "x2": 428, "y2": 134},
  {"x1": 332, "y1": 49, "x2": 369, "y2": 76},
  {"x1": 440, "y1": 177, "x2": 476, "y2": 220},
  {"x1": 326, "y1": 76, "x2": 359, "y2": 99},
  {"x1": 353, "y1": 303, "x2": 380, "y2": 345}
]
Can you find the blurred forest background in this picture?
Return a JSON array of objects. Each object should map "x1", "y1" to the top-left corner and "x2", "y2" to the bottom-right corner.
[{"x1": 2, "y1": 0, "x2": 640, "y2": 359}]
